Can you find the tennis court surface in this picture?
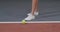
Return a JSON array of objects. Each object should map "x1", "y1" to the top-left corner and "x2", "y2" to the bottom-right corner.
[
  {"x1": 0, "y1": 0, "x2": 60, "y2": 32},
  {"x1": 0, "y1": 21, "x2": 60, "y2": 32}
]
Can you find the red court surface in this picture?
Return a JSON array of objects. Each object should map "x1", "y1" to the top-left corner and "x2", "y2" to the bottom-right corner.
[{"x1": 0, "y1": 23, "x2": 60, "y2": 32}]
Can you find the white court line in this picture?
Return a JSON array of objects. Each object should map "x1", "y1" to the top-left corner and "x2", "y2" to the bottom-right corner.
[{"x1": 0, "y1": 21, "x2": 60, "y2": 23}]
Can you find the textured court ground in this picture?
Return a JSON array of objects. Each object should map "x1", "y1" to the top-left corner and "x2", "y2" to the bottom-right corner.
[
  {"x1": 0, "y1": 0, "x2": 60, "y2": 32},
  {"x1": 0, "y1": 23, "x2": 60, "y2": 32}
]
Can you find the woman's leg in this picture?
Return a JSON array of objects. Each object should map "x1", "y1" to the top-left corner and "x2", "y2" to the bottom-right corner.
[
  {"x1": 24, "y1": 0, "x2": 38, "y2": 20},
  {"x1": 31, "y1": 0, "x2": 38, "y2": 15}
]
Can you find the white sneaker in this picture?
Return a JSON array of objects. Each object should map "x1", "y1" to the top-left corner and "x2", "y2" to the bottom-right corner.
[
  {"x1": 24, "y1": 14, "x2": 35, "y2": 20},
  {"x1": 27, "y1": 12, "x2": 39, "y2": 16}
]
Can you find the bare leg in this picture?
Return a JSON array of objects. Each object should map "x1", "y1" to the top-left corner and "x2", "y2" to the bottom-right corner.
[
  {"x1": 24, "y1": 0, "x2": 38, "y2": 20},
  {"x1": 31, "y1": 0, "x2": 38, "y2": 15}
]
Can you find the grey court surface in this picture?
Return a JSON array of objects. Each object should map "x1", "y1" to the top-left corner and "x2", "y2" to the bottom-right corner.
[{"x1": 0, "y1": 0, "x2": 60, "y2": 22}]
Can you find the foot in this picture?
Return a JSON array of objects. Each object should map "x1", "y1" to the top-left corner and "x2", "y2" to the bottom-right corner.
[
  {"x1": 24, "y1": 14, "x2": 35, "y2": 20},
  {"x1": 27, "y1": 12, "x2": 39, "y2": 16}
]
